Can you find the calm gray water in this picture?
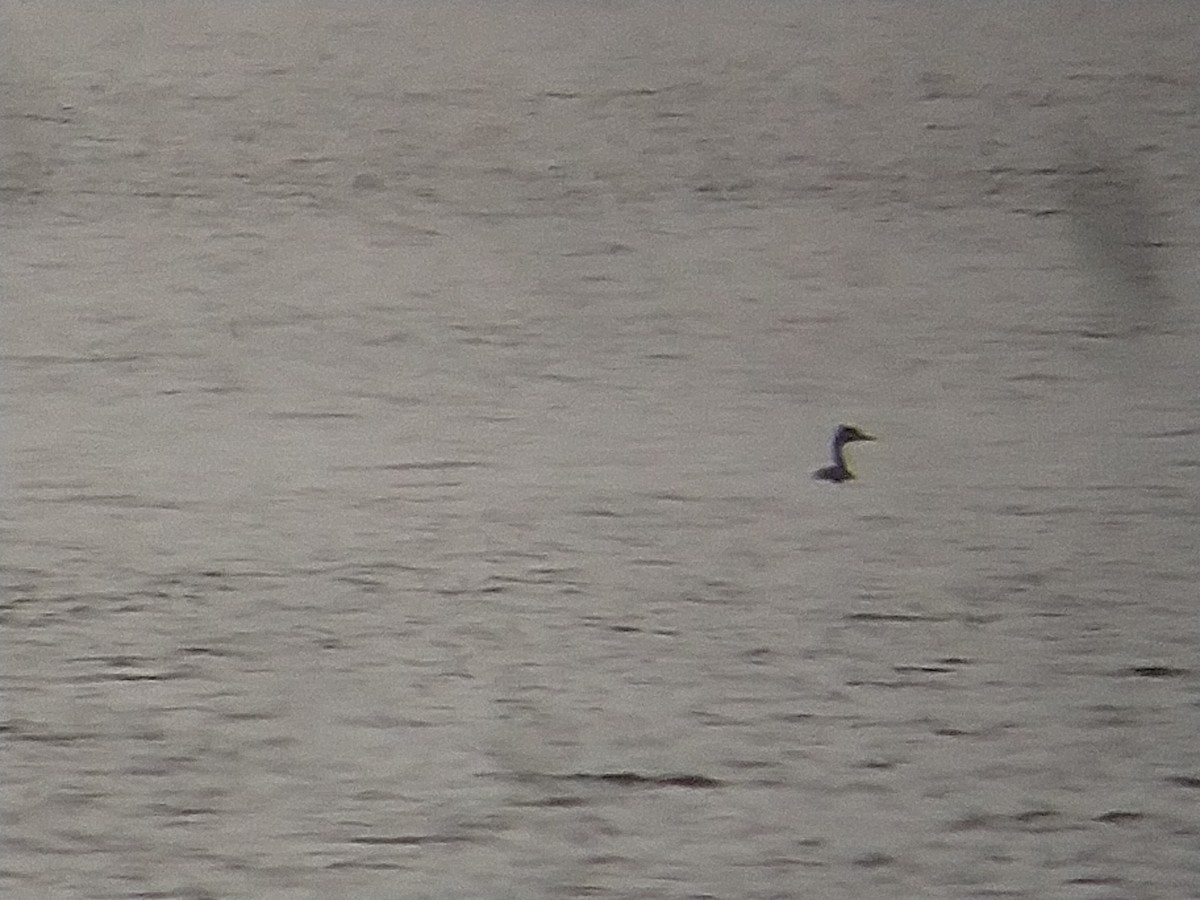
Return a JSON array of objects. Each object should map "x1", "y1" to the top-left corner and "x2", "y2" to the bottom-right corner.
[{"x1": 3, "y1": 2, "x2": 1199, "y2": 898}]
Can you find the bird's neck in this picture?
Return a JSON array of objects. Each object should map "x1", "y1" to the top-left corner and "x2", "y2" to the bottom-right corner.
[{"x1": 831, "y1": 439, "x2": 848, "y2": 471}]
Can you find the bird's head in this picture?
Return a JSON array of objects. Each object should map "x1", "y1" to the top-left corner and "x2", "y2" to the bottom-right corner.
[{"x1": 836, "y1": 424, "x2": 875, "y2": 444}]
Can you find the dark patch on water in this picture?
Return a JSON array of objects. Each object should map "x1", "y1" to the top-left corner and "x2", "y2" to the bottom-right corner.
[
  {"x1": 486, "y1": 567, "x2": 585, "y2": 589},
  {"x1": 680, "y1": 582, "x2": 750, "y2": 606},
  {"x1": 949, "y1": 808, "x2": 1086, "y2": 834},
  {"x1": 268, "y1": 410, "x2": 361, "y2": 420},
  {"x1": 561, "y1": 242, "x2": 634, "y2": 257},
  {"x1": 218, "y1": 709, "x2": 282, "y2": 722},
  {"x1": 514, "y1": 795, "x2": 588, "y2": 808},
  {"x1": 341, "y1": 714, "x2": 437, "y2": 730},
  {"x1": 1093, "y1": 810, "x2": 1144, "y2": 824},
  {"x1": 66, "y1": 655, "x2": 194, "y2": 683},
  {"x1": 43, "y1": 493, "x2": 185, "y2": 510},
  {"x1": 723, "y1": 758, "x2": 776, "y2": 771},
  {"x1": 692, "y1": 711, "x2": 748, "y2": 727},
  {"x1": 854, "y1": 758, "x2": 897, "y2": 770},
  {"x1": 349, "y1": 833, "x2": 475, "y2": 846},
  {"x1": 1122, "y1": 665, "x2": 1189, "y2": 678},
  {"x1": 127, "y1": 887, "x2": 222, "y2": 900},
  {"x1": 380, "y1": 460, "x2": 486, "y2": 471},
  {"x1": 1165, "y1": 774, "x2": 1200, "y2": 789},
  {"x1": 1012, "y1": 809, "x2": 1060, "y2": 825},
  {"x1": 490, "y1": 770, "x2": 724, "y2": 790},
  {"x1": 584, "y1": 854, "x2": 630, "y2": 866},
  {"x1": 770, "y1": 712, "x2": 816, "y2": 722},
  {"x1": 351, "y1": 172, "x2": 385, "y2": 191},
  {"x1": 437, "y1": 583, "x2": 507, "y2": 596},
  {"x1": 89, "y1": 670, "x2": 188, "y2": 683},
  {"x1": 844, "y1": 612, "x2": 948, "y2": 623},
  {"x1": 857, "y1": 514, "x2": 905, "y2": 527},
  {"x1": 1, "y1": 724, "x2": 99, "y2": 748},
  {"x1": 648, "y1": 491, "x2": 701, "y2": 502},
  {"x1": 2, "y1": 352, "x2": 146, "y2": 365},
  {"x1": 553, "y1": 883, "x2": 608, "y2": 898},
  {"x1": 148, "y1": 803, "x2": 219, "y2": 819},
  {"x1": 630, "y1": 557, "x2": 678, "y2": 567},
  {"x1": 845, "y1": 678, "x2": 953, "y2": 690},
  {"x1": 1145, "y1": 426, "x2": 1200, "y2": 439},
  {"x1": 645, "y1": 350, "x2": 689, "y2": 360},
  {"x1": 1012, "y1": 207, "x2": 1063, "y2": 218},
  {"x1": 334, "y1": 572, "x2": 385, "y2": 591},
  {"x1": 362, "y1": 330, "x2": 409, "y2": 346},
  {"x1": 1007, "y1": 371, "x2": 1073, "y2": 384},
  {"x1": 561, "y1": 772, "x2": 724, "y2": 789},
  {"x1": 0, "y1": 719, "x2": 101, "y2": 743},
  {"x1": 1083, "y1": 704, "x2": 1141, "y2": 727},
  {"x1": 995, "y1": 503, "x2": 1087, "y2": 518},
  {"x1": 615, "y1": 86, "x2": 663, "y2": 97},
  {"x1": 577, "y1": 507, "x2": 620, "y2": 518},
  {"x1": 852, "y1": 851, "x2": 895, "y2": 868}
]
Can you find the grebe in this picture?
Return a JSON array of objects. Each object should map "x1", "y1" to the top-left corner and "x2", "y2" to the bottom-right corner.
[{"x1": 813, "y1": 424, "x2": 875, "y2": 483}]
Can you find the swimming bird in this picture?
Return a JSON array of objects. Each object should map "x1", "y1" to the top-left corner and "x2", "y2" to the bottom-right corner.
[{"x1": 813, "y1": 425, "x2": 875, "y2": 483}]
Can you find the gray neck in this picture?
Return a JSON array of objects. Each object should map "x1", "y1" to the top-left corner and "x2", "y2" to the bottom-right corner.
[{"x1": 831, "y1": 436, "x2": 848, "y2": 470}]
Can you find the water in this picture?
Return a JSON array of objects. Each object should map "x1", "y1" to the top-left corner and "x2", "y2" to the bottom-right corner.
[{"x1": 3, "y1": 2, "x2": 1199, "y2": 898}]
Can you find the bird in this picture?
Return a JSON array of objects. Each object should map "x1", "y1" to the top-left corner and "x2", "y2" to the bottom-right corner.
[{"x1": 813, "y1": 425, "x2": 875, "y2": 483}]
